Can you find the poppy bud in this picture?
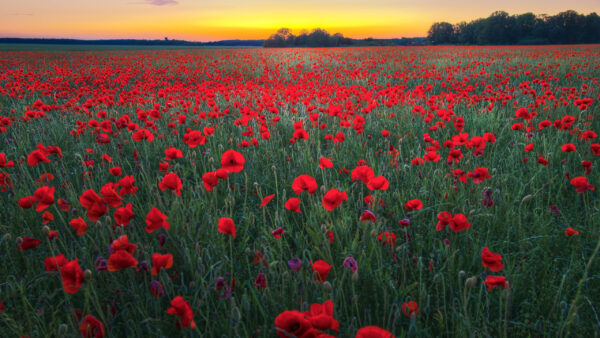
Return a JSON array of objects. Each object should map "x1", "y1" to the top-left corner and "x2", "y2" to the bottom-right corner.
[
  {"x1": 253, "y1": 182, "x2": 258, "y2": 187},
  {"x1": 84, "y1": 269, "x2": 92, "y2": 281},
  {"x1": 209, "y1": 157, "x2": 214, "y2": 163},
  {"x1": 465, "y1": 276, "x2": 478, "y2": 288},
  {"x1": 16, "y1": 236, "x2": 22, "y2": 245},
  {"x1": 323, "y1": 281, "x2": 332, "y2": 292},
  {"x1": 458, "y1": 270, "x2": 466, "y2": 279},
  {"x1": 521, "y1": 194, "x2": 534, "y2": 203},
  {"x1": 42, "y1": 225, "x2": 50, "y2": 236},
  {"x1": 231, "y1": 306, "x2": 241, "y2": 322},
  {"x1": 320, "y1": 185, "x2": 327, "y2": 194},
  {"x1": 95, "y1": 220, "x2": 102, "y2": 228},
  {"x1": 352, "y1": 270, "x2": 359, "y2": 282},
  {"x1": 370, "y1": 229, "x2": 377, "y2": 237},
  {"x1": 469, "y1": 209, "x2": 476, "y2": 215},
  {"x1": 320, "y1": 223, "x2": 327, "y2": 231},
  {"x1": 104, "y1": 215, "x2": 112, "y2": 226},
  {"x1": 58, "y1": 324, "x2": 68, "y2": 336},
  {"x1": 271, "y1": 165, "x2": 276, "y2": 172},
  {"x1": 244, "y1": 247, "x2": 252, "y2": 255}
]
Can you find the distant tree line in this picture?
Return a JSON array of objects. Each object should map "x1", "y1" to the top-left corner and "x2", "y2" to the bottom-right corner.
[
  {"x1": 0, "y1": 38, "x2": 265, "y2": 47},
  {"x1": 428, "y1": 10, "x2": 600, "y2": 45},
  {"x1": 263, "y1": 28, "x2": 427, "y2": 47}
]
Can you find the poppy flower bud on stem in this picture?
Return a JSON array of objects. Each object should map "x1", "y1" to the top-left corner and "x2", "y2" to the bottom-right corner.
[
  {"x1": 458, "y1": 270, "x2": 466, "y2": 280},
  {"x1": 320, "y1": 185, "x2": 326, "y2": 194},
  {"x1": 209, "y1": 157, "x2": 214, "y2": 163},
  {"x1": 323, "y1": 281, "x2": 332, "y2": 292},
  {"x1": 271, "y1": 165, "x2": 276, "y2": 172},
  {"x1": 521, "y1": 194, "x2": 534, "y2": 204},
  {"x1": 84, "y1": 269, "x2": 92, "y2": 281},
  {"x1": 58, "y1": 324, "x2": 68, "y2": 335},
  {"x1": 465, "y1": 276, "x2": 478, "y2": 288},
  {"x1": 16, "y1": 236, "x2": 22, "y2": 245},
  {"x1": 42, "y1": 226, "x2": 50, "y2": 236}
]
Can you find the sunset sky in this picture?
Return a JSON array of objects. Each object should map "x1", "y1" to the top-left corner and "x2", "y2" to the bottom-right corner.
[{"x1": 1, "y1": 0, "x2": 598, "y2": 41}]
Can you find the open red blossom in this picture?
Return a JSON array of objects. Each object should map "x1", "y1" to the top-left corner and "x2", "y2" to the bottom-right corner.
[
  {"x1": 366, "y1": 176, "x2": 390, "y2": 190},
  {"x1": 109, "y1": 167, "x2": 122, "y2": 176},
  {"x1": 449, "y1": 213, "x2": 471, "y2": 232},
  {"x1": 117, "y1": 175, "x2": 138, "y2": 196},
  {"x1": 33, "y1": 186, "x2": 55, "y2": 212},
  {"x1": 158, "y1": 172, "x2": 183, "y2": 196},
  {"x1": 378, "y1": 232, "x2": 396, "y2": 248},
  {"x1": 164, "y1": 147, "x2": 183, "y2": 161},
  {"x1": 114, "y1": 203, "x2": 134, "y2": 226},
  {"x1": 285, "y1": 197, "x2": 302, "y2": 213},
  {"x1": 18, "y1": 236, "x2": 41, "y2": 251},
  {"x1": 404, "y1": 199, "x2": 423, "y2": 211},
  {"x1": 44, "y1": 253, "x2": 69, "y2": 272},
  {"x1": 79, "y1": 314, "x2": 105, "y2": 338},
  {"x1": 221, "y1": 150, "x2": 245, "y2": 173},
  {"x1": 322, "y1": 189, "x2": 347, "y2": 211},
  {"x1": 27, "y1": 149, "x2": 50, "y2": 166},
  {"x1": 356, "y1": 326, "x2": 395, "y2": 338},
  {"x1": 481, "y1": 247, "x2": 504, "y2": 272},
  {"x1": 467, "y1": 168, "x2": 492, "y2": 184},
  {"x1": 565, "y1": 227, "x2": 579, "y2": 237},
  {"x1": 260, "y1": 194, "x2": 275, "y2": 209},
  {"x1": 275, "y1": 311, "x2": 314, "y2": 338},
  {"x1": 292, "y1": 175, "x2": 318, "y2": 194},
  {"x1": 18, "y1": 196, "x2": 36, "y2": 209},
  {"x1": 202, "y1": 172, "x2": 219, "y2": 191},
  {"x1": 310, "y1": 260, "x2": 332, "y2": 282},
  {"x1": 167, "y1": 296, "x2": 196, "y2": 329},
  {"x1": 100, "y1": 182, "x2": 123, "y2": 207},
  {"x1": 0, "y1": 153, "x2": 15, "y2": 167},
  {"x1": 304, "y1": 300, "x2": 339, "y2": 333},
  {"x1": 145, "y1": 207, "x2": 170, "y2": 233},
  {"x1": 79, "y1": 189, "x2": 107, "y2": 222},
  {"x1": 218, "y1": 217, "x2": 236, "y2": 238},
  {"x1": 561, "y1": 144, "x2": 576, "y2": 152},
  {"x1": 484, "y1": 275, "x2": 509, "y2": 291},
  {"x1": 69, "y1": 217, "x2": 87, "y2": 236},
  {"x1": 107, "y1": 250, "x2": 138, "y2": 272},
  {"x1": 402, "y1": 301, "x2": 420, "y2": 317},
  {"x1": 592, "y1": 144, "x2": 600, "y2": 156},
  {"x1": 41, "y1": 211, "x2": 54, "y2": 224},
  {"x1": 60, "y1": 258, "x2": 84, "y2": 294},
  {"x1": 436, "y1": 211, "x2": 452, "y2": 231},
  {"x1": 351, "y1": 166, "x2": 374, "y2": 184},
  {"x1": 360, "y1": 210, "x2": 376, "y2": 222},
  {"x1": 151, "y1": 253, "x2": 174, "y2": 275},
  {"x1": 110, "y1": 235, "x2": 138, "y2": 255},
  {"x1": 570, "y1": 176, "x2": 595, "y2": 193},
  {"x1": 319, "y1": 157, "x2": 333, "y2": 169},
  {"x1": 183, "y1": 129, "x2": 205, "y2": 148}
]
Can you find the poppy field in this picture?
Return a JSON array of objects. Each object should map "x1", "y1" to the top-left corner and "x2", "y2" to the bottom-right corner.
[{"x1": 0, "y1": 45, "x2": 599, "y2": 337}]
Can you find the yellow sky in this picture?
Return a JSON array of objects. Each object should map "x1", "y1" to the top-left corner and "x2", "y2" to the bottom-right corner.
[{"x1": 1, "y1": 0, "x2": 598, "y2": 40}]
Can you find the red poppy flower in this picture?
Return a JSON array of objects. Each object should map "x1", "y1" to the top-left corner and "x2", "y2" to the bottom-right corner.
[
  {"x1": 285, "y1": 197, "x2": 302, "y2": 213},
  {"x1": 167, "y1": 296, "x2": 196, "y2": 328},
  {"x1": 164, "y1": 147, "x2": 183, "y2": 161},
  {"x1": 44, "y1": 253, "x2": 69, "y2": 272},
  {"x1": 260, "y1": 194, "x2": 275, "y2": 209},
  {"x1": 79, "y1": 189, "x2": 107, "y2": 222},
  {"x1": 275, "y1": 310, "x2": 313, "y2": 338},
  {"x1": 411, "y1": 157, "x2": 424, "y2": 166},
  {"x1": 561, "y1": 144, "x2": 576, "y2": 152},
  {"x1": 215, "y1": 168, "x2": 229, "y2": 180},
  {"x1": 402, "y1": 301, "x2": 419, "y2": 317},
  {"x1": 378, "y1": 232, "x2": 396, "y2": 248},
  {"x1": 183, "y1": 129, "x2": 205, "y2": 148},
  {"x1": 41, "y1": 211, "x2": 54, "y2": 224},
  {"x1": 591, "y1": 143, "x2": 600, "y2": 156},
  {"x1": 351, "y1": 166, "x2": 374, "y2": 184},
  {"x1": 570, "y1": 176, "x2": 595, "y2": 193},
  {"x1": 366, "y1": 176, "x2": 390, "y2": 191},
  {"x1": 202, "y1": 172, "x2": 219, "y2": 191},
  {"x1": 565, "y1": 227, "x2": 579, "y2": 237},
  {"x1": 158, "y1": 172, "x2": 183, "y2": 196},
  {"x1": 403, "y1": 199, "x2": 423, "y2": 211},
  {"x1": 481, "y1": 247, "x2": 504, "y2": 272},
  {"x1": 27, "y1": 149, "x2": 50, "y2": 166},
  {"x1": 145, "y1": 208, "x2": 170, "y2": 233},
  {"x1": 107, "y1": 250, "x2": 138, "y2": 272},
  {"x1": 272, "y1": 227, "x2": 285, "y2": 239},
  {"x1": 110, "y1": 235, "x2": 138, "y2": 255},
  {"x1": 100, "y1": 183, "x2": 122, "y2": 208},
  {"x1": 151, "y1": 253, "x2": 174, "y2": 275},
  {"x1": 292, "y1": 175, "x2": 318, "y2": 195},
  {"x1": 524, "y1": 144, "x2": 534, "y2": 152},
  {"x1": 360, "y1": 210, "x2": 376, "y2": 222},
  {"x1": 483, "y1": 275, "x2": 509, "y2": 290},
  {"x1": 117, "y1": 175, "x2": 138, "y2": 196},
  {"x1": 221, "y1": 150, "x2": 245, "y2": 173},
  {"x1": 69, "y1": 217, "x2": 88, "y2": 236},
  {"x1": 79, "y1": 314, "x2": 105, "y2": 338},
  {"x1": 114, "y1": 203, "x2": 134, "y2": 226},
  {"x1": 60, "y1": 258, "x2": 84, "y2": 294},
  {"x1": 449, "y1": 213, "x2": 471, "y2": 232},
  {"x1": 322, "y1": 189, "x2": 347, "y2": 211},
  {"x1": 254, "y1": 272, "x2": 267, "y2": 289},
  {"x1": 436, "y1": 211, "x2": 452, "y2": 231},
  {"x1": 467, "y1": 168, "x2": 492, "y2": 184},
  {"x1": 355, "y1": 326, "x2": 395, "y2": 338},
  {"x1": 310, "y1": 259, "x2": 332, "y2": 282},
  {"x1": 303, "y1": 300, "x2": 339, "y2": 333},
  {"x1": 18, "y1": 236, "x2": 41, "y2": 251},
  {"x1": 319, "y1": 157, "x2": 333, "y2": 169},
  {"x1": 218, "y1": 217, "x2": 236, "y2": 238},
  {"x1": 18, "y1": 196, "x2": 36, "y2": 209},
  {"x1": 33, "y1": 186, "x2": 55, "y2": 212},
  {"x1": 108, "y1": 167, "x2": 122, "y2": 176},
  {"x1": 0, "y1": 153, "x2": 14, "y2": 167}
]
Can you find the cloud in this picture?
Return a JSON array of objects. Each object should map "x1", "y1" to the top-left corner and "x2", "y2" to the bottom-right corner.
[{"x1": 144, "y1": 0, "x2": 178, "y2": 5}]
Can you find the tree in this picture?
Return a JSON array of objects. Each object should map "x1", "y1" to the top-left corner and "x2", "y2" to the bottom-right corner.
[{"x1": 427, "y1": 22, "x2": 455, "y2": 44}]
